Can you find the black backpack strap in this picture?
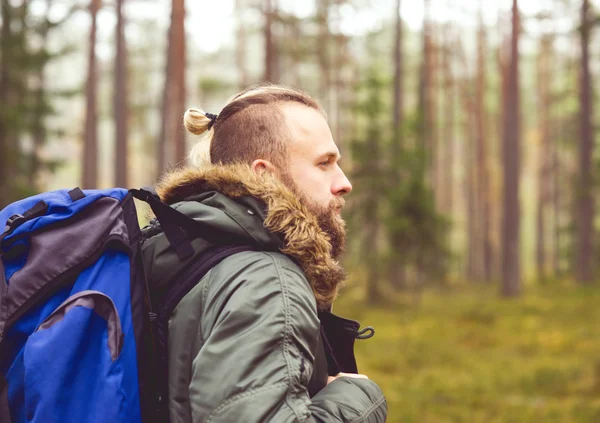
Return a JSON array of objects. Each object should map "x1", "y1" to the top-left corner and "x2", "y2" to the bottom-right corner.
[
  {"x1": 130, "y1": 187, "x2": 194, "y2": 260},
  {"x1": 152, "y1": 244, "x2": 255, "y2": 422},
  {"x1": 130, "y1": 188, "x2": 252, "y2": 261}
]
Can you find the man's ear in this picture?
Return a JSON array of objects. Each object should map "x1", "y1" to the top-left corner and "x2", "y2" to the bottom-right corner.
[{"x1": 251, "y1": 159, "x2": 278, "y2": 175}]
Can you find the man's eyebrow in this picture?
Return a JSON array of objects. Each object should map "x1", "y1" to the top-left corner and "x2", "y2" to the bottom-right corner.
[{"x1": 318, "y1": 152, "x2": 341, "y2": 161}]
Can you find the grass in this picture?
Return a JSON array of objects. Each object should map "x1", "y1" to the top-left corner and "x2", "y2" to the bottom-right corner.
[{"x1": 334, "y1": 282, "x2": 600, "y2": 422}]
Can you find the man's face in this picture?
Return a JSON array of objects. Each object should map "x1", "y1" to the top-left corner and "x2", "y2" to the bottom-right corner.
[{"x1": 279, "y1": 103, "x2": 353, "y2": 259}]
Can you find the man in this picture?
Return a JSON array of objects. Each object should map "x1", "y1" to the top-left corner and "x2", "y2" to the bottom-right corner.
[{"x1": 141, "y1": 84, "x2": 387, "y2": 422}]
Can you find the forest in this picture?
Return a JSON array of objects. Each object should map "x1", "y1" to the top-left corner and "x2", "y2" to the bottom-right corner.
[{"x1": 1, "y1": 0, "x2": 600, "y2": 421}]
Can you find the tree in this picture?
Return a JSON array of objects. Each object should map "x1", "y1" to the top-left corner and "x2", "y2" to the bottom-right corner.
[
  {"x1": 82, "y1": 0, "x2": 101, "y2": 189},
  {"x1": 389, "y1": 0, "x2": 406, "y2": 289},
  {"x1": 353, "y1": 67, "x2": 385, "y2": 304},
  {"x1": 316, "y1": 0, "x2": 331, "y2": 112},
  {"x1": 575, "y1": 0, "x2": 595, "y2": 284},
  {"x1": 455, "y1": 36, "x2": 479, "y2": 281},
  {"x1": 440, "y1": 21, "x2": 455, "y2": 217},
  {"x1": 114, "y1": 0, "x2": 129, "y2": 188},
  {"x1": 30, "y1": 0, "x2": 55, "y2": 187},
  {"x1": 235, "y1": 0, "x2": 249, "y2": 89},
  {"x1": 419, "y1": 0, "x2": 436, "y2": 186},
  {"x1": 536, "y1": 29, "x2": 553, "y2": 281},
  {"x1": 157, "y1": 0, "x2": 187, "y2": 177},
  {"x1": 0, "y1": 0, "x2": 17, "y2": 205},
  {"x1": 501, "y1": 0, "x2": 521, "y2": 297},
  {"x1": 263, "y1": 0, "x2": 279, "y2": 82},
  {"x1": 475, "y1": 0, "x2": 492, "y2": 282}
]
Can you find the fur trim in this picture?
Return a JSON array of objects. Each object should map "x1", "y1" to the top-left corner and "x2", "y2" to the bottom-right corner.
[{"x1": 155, "y1": 164, "x2": 345, "y2": 310}]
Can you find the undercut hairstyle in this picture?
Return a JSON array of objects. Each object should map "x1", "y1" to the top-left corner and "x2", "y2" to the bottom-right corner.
[{"x1": 184, "y1": 84, "x2": 324, "y2": 168}]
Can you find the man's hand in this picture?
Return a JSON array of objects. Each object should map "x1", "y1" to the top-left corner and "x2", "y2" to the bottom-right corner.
[{"x1": 327, "y1": 372, "x2": 369, "y2": 385}]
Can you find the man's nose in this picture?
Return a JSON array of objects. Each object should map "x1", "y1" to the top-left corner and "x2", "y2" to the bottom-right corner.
[{"x1": 333, "y1": 167, "x2": 352, "y2": 196}]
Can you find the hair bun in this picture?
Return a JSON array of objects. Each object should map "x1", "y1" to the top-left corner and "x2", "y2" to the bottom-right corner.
[{"x1": 183, "y1": 108, "x2": 211, "y2": 135}]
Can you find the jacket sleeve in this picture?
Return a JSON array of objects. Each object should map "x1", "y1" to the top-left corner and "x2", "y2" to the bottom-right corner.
[{"x1": 189, "y1": 252, "x2": 387, "y2": 423}]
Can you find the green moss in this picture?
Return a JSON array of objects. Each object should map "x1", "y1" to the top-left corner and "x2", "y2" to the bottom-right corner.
[{"x1": 334, "y1": 284, "x2": 600, "y2": 422}]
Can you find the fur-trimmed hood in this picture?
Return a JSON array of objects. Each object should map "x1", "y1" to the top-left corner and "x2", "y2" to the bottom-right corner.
[{"x1": 154, "y1": 163, "x2": 345, "y2": 309}]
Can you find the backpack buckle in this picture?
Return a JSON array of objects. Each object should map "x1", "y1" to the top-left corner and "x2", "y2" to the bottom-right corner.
[{"x1": 4, "y1": 214, "x2": 25, "y2": 235}]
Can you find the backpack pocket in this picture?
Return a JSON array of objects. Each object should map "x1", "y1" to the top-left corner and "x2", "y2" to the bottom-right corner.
[{"x1": 23, "y1": 290, "x2": 127, "y2": 422}]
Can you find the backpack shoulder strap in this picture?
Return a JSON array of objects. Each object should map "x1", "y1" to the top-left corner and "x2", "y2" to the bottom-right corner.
[
  {"x1": 151, "y1": 244, "x2": 254, "y2": 422},
  {"x1": 130, "y1": 187, "x2": 252, "y2": 261}
]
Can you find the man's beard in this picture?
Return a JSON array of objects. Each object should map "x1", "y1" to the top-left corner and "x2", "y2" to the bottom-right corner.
[{"x1": 280, "y1": 173, "x2": 347, "y2": 260}]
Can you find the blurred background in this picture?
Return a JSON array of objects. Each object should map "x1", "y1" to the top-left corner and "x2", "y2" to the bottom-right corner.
[{"x1": 1, "y1": 0, "x2": 600, "y2": 421}]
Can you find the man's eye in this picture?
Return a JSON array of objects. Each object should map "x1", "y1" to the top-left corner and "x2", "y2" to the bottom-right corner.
[{"x1": 319, "y1": 161, "x2": 329, "y2": 167}]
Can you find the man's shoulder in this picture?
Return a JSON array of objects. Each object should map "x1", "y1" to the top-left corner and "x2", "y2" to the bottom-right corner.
[
  {"x1": 217, "y1": 249, "x2": 304, "y2": 276},
  {"x1": 209, "y1": 249, "x2": 312, "y2": 297}
]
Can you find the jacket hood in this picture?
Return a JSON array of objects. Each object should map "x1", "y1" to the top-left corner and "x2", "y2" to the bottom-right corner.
[{"x1": 153, "y1": 163, "x2": 346, "y2": 309}]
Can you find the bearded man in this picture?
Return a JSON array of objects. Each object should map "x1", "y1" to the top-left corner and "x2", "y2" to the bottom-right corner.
[{"x1": 142, "y1": 84, "x2": 387, "y2": 423}]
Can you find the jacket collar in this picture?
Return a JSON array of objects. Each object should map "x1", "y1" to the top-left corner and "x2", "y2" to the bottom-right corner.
[{"x1": 155, "y1": 163, "x2": 345, "y2": 310}]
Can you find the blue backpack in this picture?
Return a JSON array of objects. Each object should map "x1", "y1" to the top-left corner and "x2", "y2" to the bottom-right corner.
[{"x1": 0, "y1": 187, "x2": 250, "y2": 423}]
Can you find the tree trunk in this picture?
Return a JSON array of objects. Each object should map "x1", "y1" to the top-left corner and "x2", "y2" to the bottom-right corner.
[
  {"x1": 29, "y1": 0, "x2": 54, "y2": 188},
  {"x1": 389, "y1": 0, "x2": 406, "y2": 289},
  {"x1": 235, "y1": 0, "x2": 249, "y2": 89},
  {"x1": 536, "y1": 34, "x2": 553, "y2": 281},
  {"x1": 158, "y1": 0, "x2": 187, "y2": 177},
  {"x1": 317, "y1": 0, "x2": 331, "y2": 112},
  {"x1": 114, "y1": 0, "x2": 128, "y2": 188},
  {"x1": 333, "y1": 4, "x2": 349, "y2": 156},
  {"x1": 501, "y1": 0, "x2": 521, "y2": 297},
  {"x1": 263, "y1": 0, "x2": 279, "y2": 82},
  {"x1": 576, "y1": 0, "x2": 594, "y2": 284},
  {"x1": 82, "y1": 0, "x2": 100, "y2": 189},
  {"x1": 441, "y1": 23, "x2": 454, "y2": 217},
  {"x1": 422, "y1": 0, "x2": 435, "y2": 187},
  {"x1": 475, "y1": 1, "x2": 492, "y2": 282},
  {"x1": 466, "y1": 108, "x2": 478, "y2": 282},
  {"x1": 0, "y1": 0, "x2": 13, "y2": 206},
  {"x1": 171, "y1": 0, "x2": 186, "y2": 165}
]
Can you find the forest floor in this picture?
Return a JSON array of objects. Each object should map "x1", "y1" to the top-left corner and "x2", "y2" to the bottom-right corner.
[{"x1": 334, "y1": 281, "x2": 600, "y2": 422}]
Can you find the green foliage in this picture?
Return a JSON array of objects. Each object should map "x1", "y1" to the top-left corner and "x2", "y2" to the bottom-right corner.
[
  {"x1": 0, "y1": 2, "x2": 73, "y2": 206},
  {"x1": 199, "y1": 76, "x2": 235, "y2": 98},
  {"x1": 335, "y1": 283, "x2": 600, "y2": 422},
  {"x1": 347, "y1": 56, "x2": 452, "y2": 289}
]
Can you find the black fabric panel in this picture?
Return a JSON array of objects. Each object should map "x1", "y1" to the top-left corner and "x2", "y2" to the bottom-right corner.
[
  {"x1": 318, "y1": 311, "x2": 361, "y2": 374},
  {"x1": 0, "y1": 373, "x2": 12, "y2": 423},
  {"x1": 307, "y1": 332, "x2": 329, "y2": 397}
]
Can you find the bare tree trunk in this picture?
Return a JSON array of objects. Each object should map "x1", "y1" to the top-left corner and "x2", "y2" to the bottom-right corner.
[
  {"x1": 441, "y1": 23, "x2": 455, "y2": 216},
  {"x1": 114, "y1": 0, "x2": 128, "y2": 188},
  {"x1": 422, "y1": 0, "x2": 435, "y2": 187},
  {"x1": 456, "y1": 38, "x2": 478, "y2": 281},
  {"x1": 263, "y1": 0, "x2": 279, "y2": 82},
  {"x1": 289, "y1": 17, "x2": 302, "y2": 87},
  {"x1": 476, "y1": 1, "x2": 492, "y2": 282},
  {"x1": 389, "y1": 0, "x2": 406, "y2": 289},
  {"x1": 235, "y1": 0, "x2": 249, "y2": 89},
  {"x1": 536, "y1": 34, "x2": 553, "y2": 281},
  {"x1": 576, "y1": 0, "x2": 595, "y2": 284},
  {"x1": 158, "y1": 0, "x2": 186, "y2": 176},
  {"x1": 82, "y1": 0, "x2": 100, "y2": 189},
  {"x1": 501, "y1": 0, "x2": 521, "y2": 297},
  {"x1": 317, "y1": 0, "x2": 331, "y2": 112},
  {"x1": 171, "y1": 0, "x2": 186, "y2": 165},
  {"x1": 419, "y1": 0, "x2": 431, "y2": 165},
  {"x1": 30, "y1": 0, "x2": 54, "y2": 187},
  {"x1": 0, "y1": 0, "x2": 13, "y2": 205},
  {"x1": 466, "y1": 112, "x2": 478, "y2": 281}
]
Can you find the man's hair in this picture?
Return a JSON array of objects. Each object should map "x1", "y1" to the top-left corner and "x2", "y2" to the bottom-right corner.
[{"x1": 184, "y1": 84, "x2": 324, "y2": 168}]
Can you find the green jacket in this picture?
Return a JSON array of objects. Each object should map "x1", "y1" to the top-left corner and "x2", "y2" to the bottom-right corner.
[{"x1": 141, "y1": 164, "x2": 387, "y2": 423}]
